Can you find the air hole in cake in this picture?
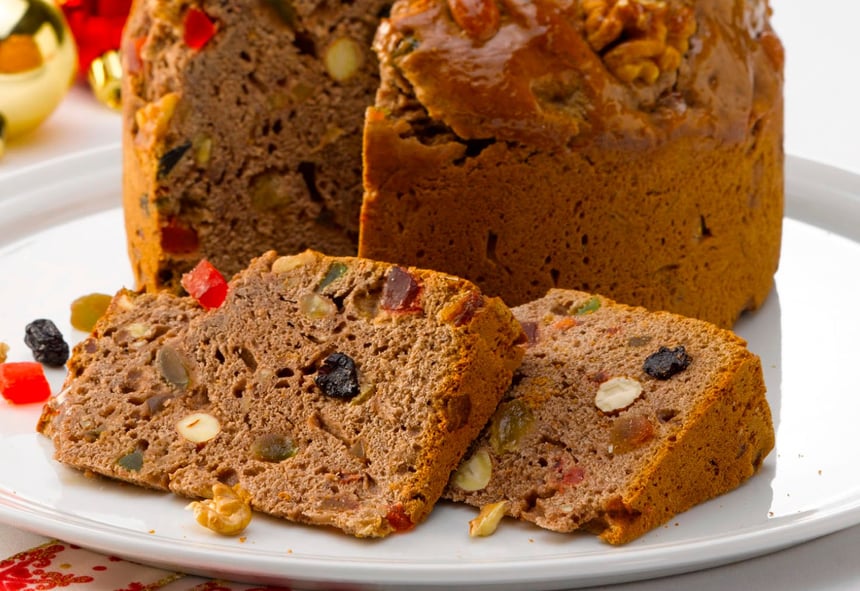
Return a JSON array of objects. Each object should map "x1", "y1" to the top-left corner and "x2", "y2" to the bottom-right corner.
[
  {"x1": 214, "y1": 348, "x2": 226, "y2": 364},
  {"x1": 452, "y1": 138, "x2": 495, "y2": 165},
  {"x1": 486, "y1": 231, "x2": 499, "y2": 263},
  {"x1": 293, "y1": 31, "x2": 316, "y2": 57},
  {"x1": 550, "y1": 268, "x2": 561, "y2": 287},
  {"x1": 217, "y1": 468, "x2": 239, "y2": 486},
  {"x1": 237, "y1": 346, "x2": 258, "y2": 371},
  {"x1": 239, "y1": 50, "x2": 251, "y2": 62},
  {"x1": 232, "y1": 378, "x2": 246, "y2": 398},
  {"x1": 698, "y1": 215, "x2": 713, "y2": 240}
]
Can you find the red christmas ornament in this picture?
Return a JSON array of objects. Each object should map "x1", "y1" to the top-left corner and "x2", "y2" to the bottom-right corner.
[{"x1": 58, "y1": 0, "x2": 133, "y2": 77}]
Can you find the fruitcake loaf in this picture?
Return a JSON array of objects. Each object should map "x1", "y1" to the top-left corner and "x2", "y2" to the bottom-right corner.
[
  {"x1": 121, "y1": 0, "x2": 389, "y2": 292},
  {"x1": 38, "y1": 250, "x2": 525, "y2": 537},
  {"x1": 359, "y1": 0, "x2": 784, "y2": 327},
  {"x1": 445, "y1": 289, "x2": 774, "y2": 544}
]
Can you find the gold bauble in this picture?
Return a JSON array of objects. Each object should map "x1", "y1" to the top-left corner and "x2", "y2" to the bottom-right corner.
[{"x1": 0, "y1": 0, "x2": 78, "y2": 146}]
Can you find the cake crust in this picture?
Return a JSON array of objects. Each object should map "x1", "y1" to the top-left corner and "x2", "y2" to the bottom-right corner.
[{"x1": 359, "y1": 0, "x2": 785, "y2": 327}]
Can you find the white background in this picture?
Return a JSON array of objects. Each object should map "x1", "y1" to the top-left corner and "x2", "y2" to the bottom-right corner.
[{"x1": 1, "y1": 1, "x2": 859, "y2": 589}]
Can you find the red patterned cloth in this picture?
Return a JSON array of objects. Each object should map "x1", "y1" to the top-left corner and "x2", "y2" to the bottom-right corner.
[{"x1": 0, "y1": 541, "x2": 289, "y2": 590}]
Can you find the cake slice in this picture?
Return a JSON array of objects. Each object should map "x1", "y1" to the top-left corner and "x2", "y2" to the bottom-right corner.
[
  {"x1": 121, "y1": 0, "x2": 390, "y2": 291},
  {"x1": 38, "y1": 250, "x2": 525, "y2": 537},
  {"x1": 445, "y1": 289, "x2": 774, "y2": 544}
]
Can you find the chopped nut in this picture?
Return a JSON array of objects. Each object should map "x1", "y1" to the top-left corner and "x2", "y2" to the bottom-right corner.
[
  {"x1": 595, "y1": 376, "x2": 643, "y2": 413},
  {"x1": 469, "y1": 501, "x2": 509, "y2": 537},
  {"x1": 452, "y1": 449, "x2": 492, "y2": 492},
  {"x1": 448, "y1": 0, "x2": 501, "y2": 42},
  {"x1": 581, "y1": 0, "x2": 695, "y2": 84},
  {"x1": 323, "y1": 37, "x2": 365, "y2": 83},
  {"x1": 134, "y1": 92, "x2": 180, "y2": 149},
  {"x1": 188, "y1": 483, "x2": 252, "y2": 535},
  {"x1": 176, "y1": 412, "x2": 221, "y2": 443},
  {"x1": 115, "y1": 293, "x2": 136, "y2": 311},
  {"x1": 193, "y1": 134, "x2": 213, "y2": 166},
  {"x1": 125, "y1": 322, "x2": 154, "y2": 340},
  {"x1": 272, "y1": 251, "x2": 317, "y2": 274}
]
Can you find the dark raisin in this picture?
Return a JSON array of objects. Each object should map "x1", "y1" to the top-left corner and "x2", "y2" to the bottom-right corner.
[
  {"x1": 315, "y1": 352, "x2": 359, "y2": 399},
  {"x1": 643, "y1": 346, "x2": 691, "y2": 380},
  {"x1": 24, "y1": 319, "x2": 69, "y2": 367},
  {"x1": 157, "y1": 141, "x2": 191, "y2": 178}
]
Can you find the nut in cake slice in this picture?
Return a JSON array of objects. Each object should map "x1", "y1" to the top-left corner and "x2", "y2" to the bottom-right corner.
[
  {"x1": 445, "y1": 288, "x2": 774, "y2": 544},
  {"x1": 38, "y1": 250, "x2": 525, "y2": 537}
]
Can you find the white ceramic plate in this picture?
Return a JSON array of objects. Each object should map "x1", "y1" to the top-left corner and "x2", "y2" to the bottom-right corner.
[{"x1": 1, "y1": 146, "x2": 859, "y2": 590}]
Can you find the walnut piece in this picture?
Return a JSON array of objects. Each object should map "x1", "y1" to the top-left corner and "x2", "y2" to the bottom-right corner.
[
  {"x1": 581, "y1": 0, "x2": 695, "y2": 84},
  {"x1": 188, "y1": 483, "x2": 252, "y2": 535},
  {"x1": 469, "y1": 501, "x2": 509, "y2": 537}
]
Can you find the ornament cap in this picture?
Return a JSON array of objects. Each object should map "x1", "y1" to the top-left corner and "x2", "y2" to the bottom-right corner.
[{"x1": 88, "y1": 49, "x2": 122, "y2": 110}]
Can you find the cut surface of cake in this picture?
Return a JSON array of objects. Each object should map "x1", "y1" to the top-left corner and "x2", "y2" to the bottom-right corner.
[
  {"x1": 444, "y1": 289, "x2": 774, "y2": 545},
  {"x1": 38, "y1": 250, "x2": 525, "y2": 537},
  {"x1": 359, "y1": 0, "x2": 784, "y2": 327},
  {"x1": 122, "y1": 0, "x2": 389, "y2": 292}
]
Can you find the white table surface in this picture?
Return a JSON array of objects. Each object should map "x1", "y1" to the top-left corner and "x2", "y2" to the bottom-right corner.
[{"x1": 1, "y1": 2, "x2": 858, "y2": 589}]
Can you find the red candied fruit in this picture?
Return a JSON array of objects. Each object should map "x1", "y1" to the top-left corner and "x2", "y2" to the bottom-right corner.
[
  {"x1": 0, "y1": 362, "x2": 52, "y2": 405},
  {"x1": 183, "y1": 8, "x2": 216, "y2": 50},
  {"x1": 160, "y1": 218, "x2": 199, "y2": 254},
  {"x1": 181, "y1": 259, "x2": 228, "y2": 309},
  {"x1": 385, "y1": 503, "x2": 415, "y2": 533},
  {"x1": 381, "y1": 267, "x2": 422, "y2": 312}
]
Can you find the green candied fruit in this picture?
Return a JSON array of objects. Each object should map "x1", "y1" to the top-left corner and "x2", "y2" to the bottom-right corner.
[
  {"x1": 117, "y1": 450, "x2": 144, "y2": 471},
  {"x1": 574, "y1": 296, "x2": 601, "y2": 315},
  {"x1": 156, "y1": 345, "x2": 189, "y2": 389},
  {"x1": 317, "y1": 262, "x2": 348, "y2": 291},
  {"x1": 489, "y1": 399, "x2": 535, "y2": 454},
  {"x1": 70, "y1": 293, "x2": 113, "y2": 332},
  {"x1": 251, "y1": 433, "x2": 297, "y2": 462}
]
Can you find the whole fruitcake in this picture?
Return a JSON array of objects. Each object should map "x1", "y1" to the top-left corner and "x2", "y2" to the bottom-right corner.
[
  {"x1": 38, "y1": 250, "x2": 525, "y2": 537},
  {"x1": 445, "y1": 289, "x2": 774, "y2": 544},
  {"x1": 359, "y1": 0, "x2": 784, "y2": 327},
  {"x1": 122, "y1": 0, "x2": 390, "y2": 292}
]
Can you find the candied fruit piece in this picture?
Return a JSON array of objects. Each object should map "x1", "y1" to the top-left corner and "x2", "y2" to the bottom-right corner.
[
  {"x1": 160, "y1": 219, "x2": 199, "y2": 254},
  {"x1": 0, "y1": 342, "x2": 8, "y2": 364},
  {"x1": 181, "y1": 259, "x2": 228, "y2": 309},
  {"x1": 381, "y1": 267, "x2": 422, "y2": 312},
  {"x1": 251, "y1": 433, "x2": 297, "y2": 462},
  {"x1": 643, "y1": 346, "x2": 691, "y2": 380},
  {"x1": 117, "y1": 450, "x2": 144, "y2": 471},
  {"x1": 385, "y1": 503, "x2": 414, "y2": 532},
  {"x1": 318, "y1": 262, "x2": 348, "y2": 291},
  {"x1": 70, "y1": 293, "x2": 113, "y2": 332},
  {"x1": 609, "y1": 415, "x2": 655, "y2": 454},
  {"x1": 24, "y1": 319, "x2": 69, "y2": 367},
  {"x1": 574, "y1": 296, "x2": 601, "y2": 315},
  {"x1": 0, "y1": 362, "x2": 51, "y2": 404},
  {"x1": 157, "y1": 345, "x2": 189, "y2": 389},
  {"x1": 440, "y1": 291, "x2": 484, "y2": 327},
  {"x1": 184, "y1": 7, "x2": 216, "y2": 50},
  {"x1": 489, "y1": 399, "x2": 534, "y2": 454},
  {"x1": 315, "y1": 352, "x2": 359, "y2": 399},
  {"x1": 300, "y1": 293, "x2": 337, "y2": 319}
]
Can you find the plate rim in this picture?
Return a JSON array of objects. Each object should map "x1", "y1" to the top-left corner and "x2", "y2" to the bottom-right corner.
[{"x1": 1, "y1": 148, "x2": 859, "y2": 589}]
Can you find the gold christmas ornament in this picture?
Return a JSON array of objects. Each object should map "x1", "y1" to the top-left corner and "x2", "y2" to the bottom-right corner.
[
  {"x1": 87, "y1": 49, "x2": 121, "y2": 110},
  {"x1": 0, "y1": 0, "x2": 78, "y2": 145}
]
